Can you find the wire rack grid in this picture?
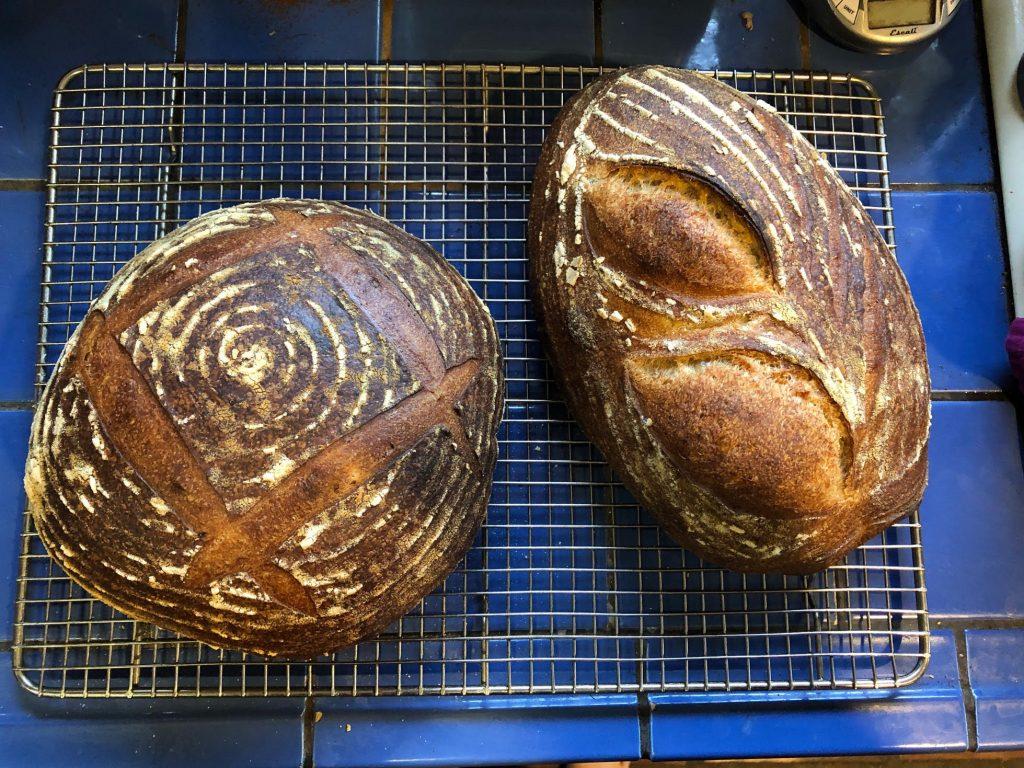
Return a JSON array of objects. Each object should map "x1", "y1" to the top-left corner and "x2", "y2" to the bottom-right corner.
[{"x1": 13, "y1": 63, "x2": 929, "y2": 698}]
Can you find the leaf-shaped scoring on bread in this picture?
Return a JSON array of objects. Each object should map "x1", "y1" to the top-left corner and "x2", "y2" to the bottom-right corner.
[
  {"x1": 626, "y1": 351, "x2": 853, "y2": 520},
  {"x1": 578, "y1": 163, "x2": 857, "y2": 520},
  {"x1": 583, "y1": 164, "x2": 774, "y2": 300}
]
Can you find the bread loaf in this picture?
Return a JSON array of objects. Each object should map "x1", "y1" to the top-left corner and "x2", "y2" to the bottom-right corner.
[
  {"x1": 528, "y1": 67, "x2": 930, "y2": 574},
  {"x1": 25, "y1": 199, "x2": 504, "y2": 657}
]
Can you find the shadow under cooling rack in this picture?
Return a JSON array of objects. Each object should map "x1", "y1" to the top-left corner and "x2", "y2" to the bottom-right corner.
[{"x1": 14, "y1": 63, "x2": 928, "y2": 698}]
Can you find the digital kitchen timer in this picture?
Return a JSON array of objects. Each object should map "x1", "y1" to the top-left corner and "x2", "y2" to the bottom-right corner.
[{"x1": 805, "y1": 0, "x2": 963, "y2": 53}]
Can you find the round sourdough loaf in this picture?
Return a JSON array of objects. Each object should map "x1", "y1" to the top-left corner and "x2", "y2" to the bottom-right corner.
[
  {"x1": 528, "y1": 67, "x2": 930, "y2": 573},
  {"x1": 25, "y1": 199, "x2": 504, "y2": 657}
]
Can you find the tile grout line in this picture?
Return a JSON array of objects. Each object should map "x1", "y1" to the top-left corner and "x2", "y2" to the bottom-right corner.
[
  {"x1": 0, "y1": 180, "x2": 45, "y2": 191},
  {"x1": 161, "y1": 5, "x2": 190, "y2": 237},
  {"x1": 892, "y1": 182, "x2": 995, "y2": 192},
  {"x1": 638, "y1": 691, "x2": 652, "y2": 759},
  {"x1": 931, "y1": 391, "x2": 1007, "y2": 402},
  {"x1": 935, "y1": 617, "x2": 1024, "y2": 630},
  {"x1": 175, "y1": 0, "x2": 189, "y2": 62},
  {"x1": 302, "y1": 696, "x2": 315, "y2": 768},
  {"x1": 799, "y1": 17, "x2": 811, "y2": 70},
  {"x1": 380, "y1": 0, "x2": 394, "y2": 63},
  {"x1": 0, "y1": 402, "x2": 35, "y2": 411},
  {"x1": 952, "y1": 628, "x2": 979, "y2": 751}
]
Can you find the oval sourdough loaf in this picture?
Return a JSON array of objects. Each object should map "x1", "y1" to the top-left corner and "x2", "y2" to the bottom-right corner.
[
  {"x1": 25, "y1": 199, "x2": 504, "y2": 657},
  {"x1": 528, "y1": 67, "x2": 930, "y2": 573}
]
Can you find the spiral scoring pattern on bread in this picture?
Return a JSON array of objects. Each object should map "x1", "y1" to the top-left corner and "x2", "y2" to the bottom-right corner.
[
  {"x1": 25, "y1": 199, "x2": 504, "y2": 656},
  {"x1": 118, "y1": 249, "x2": 414, "y2": 514},
  {"x1": 529, "y1": 67, "x2": 930, "y2": 573}
]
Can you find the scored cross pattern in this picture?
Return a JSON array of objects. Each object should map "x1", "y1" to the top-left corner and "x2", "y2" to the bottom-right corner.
[{"x1": 70, "y1": 208, "x2": 482, "y2": 616}]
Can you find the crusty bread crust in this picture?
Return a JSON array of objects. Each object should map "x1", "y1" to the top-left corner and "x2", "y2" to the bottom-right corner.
[
  {"x1": 25, "y1": 199, "x2": 504, "y2": 656},
  {"x1": 528, "y1": 67, "x2": 929, "y2": 573}
]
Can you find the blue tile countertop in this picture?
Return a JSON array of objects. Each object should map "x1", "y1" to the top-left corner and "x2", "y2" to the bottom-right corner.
[{"x1": 1, "y1": 1, "x2": 1022, "y2": 766}]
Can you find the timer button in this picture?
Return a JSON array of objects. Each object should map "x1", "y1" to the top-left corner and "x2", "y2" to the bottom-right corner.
[{"x1": 834, "y1": 0, "x2": 860, "y2": 24}]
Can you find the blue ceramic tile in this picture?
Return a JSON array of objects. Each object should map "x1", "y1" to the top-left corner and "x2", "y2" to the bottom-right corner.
[
  {"x1": 966, "y1": 629, "x2": 1024, "y2": 751},
  {"x1": 0, "y1": 191, "x2": 44, "y2": 402},
  {"x1": 647, "y1": 631, "x2": 966, "y2": 759},
  {"x1": 0, "y1": 650, "x2": 304, "y2": 767},
  {"x1": 602, "y1": 0, "x2": 803, "y2": 70},
  {"x1": 185, "y1": 0, "x2": 380, "y2": 63},
  {"x1": 390, "y1": 0, "x2": 595, "y2": 64},
  {"x1": 922, "y1": 401, "x2": 1024, "y2": 618},
  {"x1": 894, "y1": 191, "x2": 1011, "y2": 392},
  {"x1": 807, "y1": 0, "x2": 992, "y2": 184},
  {"x1": 0, "y1": 0, "x2": 177, "y2": 179},
  {"x1": 0, "y1": 410, "x2": 32, "y2": 642},
  {"x1": 313, "y1": 694, "x2": 640, "y2": 767}
]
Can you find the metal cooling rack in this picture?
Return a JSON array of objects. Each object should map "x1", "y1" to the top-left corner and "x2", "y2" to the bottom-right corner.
[{"x1": 13, "y1": 63, "x2": 929, "y2": 698}]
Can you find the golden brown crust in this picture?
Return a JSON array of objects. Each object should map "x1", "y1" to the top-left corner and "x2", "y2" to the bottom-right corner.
[
  {"x1": 25, "y1": 198, "x2": 504, "y2": 656},
  {"x1": 528, "y1": 67, "x2": 929, "y2": 573}
]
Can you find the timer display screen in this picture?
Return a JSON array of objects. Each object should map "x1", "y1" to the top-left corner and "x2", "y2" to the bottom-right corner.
[{"x1": 867, "y1": 0, "x2": 936, "y2": 28}]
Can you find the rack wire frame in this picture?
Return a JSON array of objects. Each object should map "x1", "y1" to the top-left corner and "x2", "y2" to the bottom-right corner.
[{"x1": 13, "y1": 63, "x2": 929, "y2": 699}]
